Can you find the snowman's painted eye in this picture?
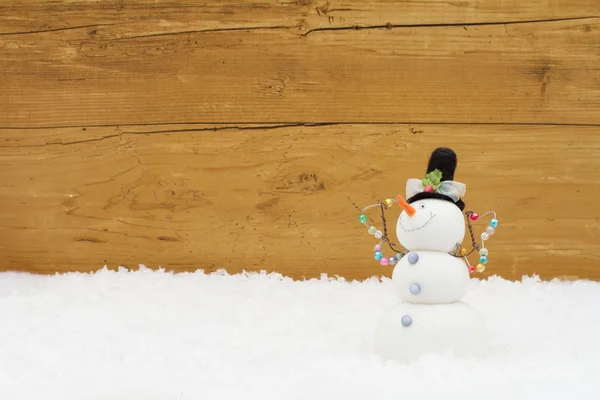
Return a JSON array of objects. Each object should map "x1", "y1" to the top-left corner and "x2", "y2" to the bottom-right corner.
[{"x1": 419, "y1": 203, "x2": 426, "y2": 209}]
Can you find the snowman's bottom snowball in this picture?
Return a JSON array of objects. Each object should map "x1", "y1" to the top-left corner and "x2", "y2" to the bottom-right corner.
[{"x1": 374, "y1": 301, "x2": 488, "y2": 363}]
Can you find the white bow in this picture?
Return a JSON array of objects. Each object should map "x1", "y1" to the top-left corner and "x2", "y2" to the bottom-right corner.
[{"x1": 406, "y1": 179, "x2": 466, "y2": 202}]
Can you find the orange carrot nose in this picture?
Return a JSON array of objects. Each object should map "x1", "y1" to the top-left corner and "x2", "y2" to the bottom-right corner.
[{"x1": 397, "y1": 195, "x2": 416, "y2": 217}]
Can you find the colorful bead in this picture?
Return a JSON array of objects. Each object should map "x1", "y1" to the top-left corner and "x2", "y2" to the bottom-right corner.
[
  {"x1": 490, "y1": 218, "x2": 499, "y2": 228},
  {"x1": 368, "y1": 226, "x2": 377, "y2": 235},
  {"x1": 476, "y1": 263, "x2": 485, "y2": 273},
  {"x1": 459, "y1": 248, "x2": 468, "y2": 257},
  {"x1": 374, "y1": 230, "x2": 383, "y2": 239},
  {"x1": 396, "y1": 252, "x2": 404, "y2": 260},
  {"x1": 409, "y1": 283, "x2": 421, "y2": 295},
  {"x1": 389, "y1": 256, "x2": 398, "y2": 265},
  {"x1": 373, "y1": 244, "x2": 382, "y2": 252},
  {"x1": 359, "y1": 214, "x2": 367, "y2": 223},
  {"x1": 481, "y1": 232, "x2": 490, "y2": 241},
  {"x1": 424, "y1": 185, "x2": 434, "y2": 193},
  {"x1": 407, "y1": 252, "x2": 419, "y2": 265},
  {"x1": 469, "y1": 265, "x2": 476, "y2": 274},
  {"x1": 479, "y1": 255, "x2": 488, "y2": 264},
  {"x1": 486, "y1": 226, "x2": 495, "y2": 236},
  {"x1": 380, "y1": 257, "x2": 389, "y2": 266},
  {"x1": 374, "y1": 251, "x2": 383, "y2": 261},
  {"x1": 401, "y1": 315, "x2": 413, "y2": 327},
  {"x1": 479, "y1": 248, "x2": 489, "y2": 257},
  {"x1": 470, "y1": 213, "x2": 479, "y2": 221},
  {"x1": 384, "y1": 198, "x2": 394, "y2": 207}
]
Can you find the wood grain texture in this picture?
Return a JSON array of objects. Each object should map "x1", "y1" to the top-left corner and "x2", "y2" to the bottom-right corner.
[
  {"x1": 2, "y1": 1, "x2": 598, "y2": 35},
  {"x1": 1, "y1": 1, "x2": 600, "y2": 280},
  {"x1": 1, "y1": 2, "x2": 599, "y2": 126},
  {"x1": 1, "y1": 124, "x2": 599, "y2": 280}
]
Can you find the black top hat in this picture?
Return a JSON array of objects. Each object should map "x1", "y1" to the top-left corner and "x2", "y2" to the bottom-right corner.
[{"x1": 406, "y1": 147, "x2": 466, "y2": 211}]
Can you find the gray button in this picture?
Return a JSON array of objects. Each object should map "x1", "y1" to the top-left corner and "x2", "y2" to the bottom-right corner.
[
  {"x1": 409, "y1": 283, "x2": 421, "y2": 295},
  {"x1": 401, "y1": 315, "x2": 412, "y2": 327},
  {"x1": 407, "y1": 252, "x2": 419, "y2": 265}
]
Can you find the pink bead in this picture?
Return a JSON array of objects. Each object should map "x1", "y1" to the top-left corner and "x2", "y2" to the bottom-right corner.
[
  {"x1": 380, "y1": 257, "x2": 389, "y2": 266},
  {"x1": 424, "y1": 185, "x2": 434, "y2": 193},
  {"x1": 373, "y1": 244, "x2": 382, "y2": 252},
  {"x1": 470, "y1": 213, "x2": 479, "y2": 221}
]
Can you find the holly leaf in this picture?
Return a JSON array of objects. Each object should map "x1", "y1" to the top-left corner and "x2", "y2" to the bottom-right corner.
[
  {"x1": 421, "y1": 176, "x2": 432, "y2": 187},
  {"x1": 422, "y1": 169, "x2": 443, "y2": 191},
  {"x1": 430, "y1": 169, "x2": 442, "y2": 183}
]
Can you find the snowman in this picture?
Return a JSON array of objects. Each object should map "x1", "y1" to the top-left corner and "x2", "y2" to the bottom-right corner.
[{"x1": 358, "y1": 147, "x2": 498, "y2": 362}]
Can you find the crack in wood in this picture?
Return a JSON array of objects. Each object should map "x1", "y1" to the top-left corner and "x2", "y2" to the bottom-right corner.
[
  {"x1": 157, "y1": 236, "x2": 180, "y2": 242},
  {"x1": 346, "y1": 196, "x2": 363, "y2": 213},
  {"x1": 2, "y1": 16, "x2": 595, "y2": 39},
  {"x1": 2, "y1": 121, "x2": 599, "y2": 132},
  {"x1": 0, "y1": 23, "x2": 124, "y2": 36},
  {"x1": 0, "y1": 133, "x2": 122, "y2": 148},
  {"x1": 74, "y1": 237, "x2": 105, "y2": 243},
  {"x1": 119, "y1": 122, "x2": 335, "y2": 135},
  {"x1": 0, "y1": 123, "x2": 337, "y2": 148},
  {"x1": 302, "y1": 15, "x2": 599, "y2": 36},
  {"x1": 112, "y1": 25, "x2": 298, "y2": 40}
]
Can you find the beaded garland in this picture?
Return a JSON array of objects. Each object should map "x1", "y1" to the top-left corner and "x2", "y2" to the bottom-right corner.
[{"x1": 358, "y1": 199, "x2": 499, "y2": 274}]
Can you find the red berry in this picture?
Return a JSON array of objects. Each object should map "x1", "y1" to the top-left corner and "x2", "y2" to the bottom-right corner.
[
  {"x1": 424, "y1": 185, "x2": 434, "y2": 192},
  {"x1": 470, "y1": 213, "x2": 479, "y2": 221}
]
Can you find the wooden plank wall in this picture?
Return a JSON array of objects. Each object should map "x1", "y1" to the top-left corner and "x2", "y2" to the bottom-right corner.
[{"x1": 1, "y1": 1, "x2": 599, "y2": 281}]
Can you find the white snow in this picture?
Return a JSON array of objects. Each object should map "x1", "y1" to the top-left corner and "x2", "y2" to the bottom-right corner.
[{"x1": 1, "y1": 267, "x2": 599, "y2": 400}]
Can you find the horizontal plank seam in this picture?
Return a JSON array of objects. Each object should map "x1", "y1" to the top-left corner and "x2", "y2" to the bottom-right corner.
[{"x1": 1, "y1": 121, "x2": 600, "y2": 131}]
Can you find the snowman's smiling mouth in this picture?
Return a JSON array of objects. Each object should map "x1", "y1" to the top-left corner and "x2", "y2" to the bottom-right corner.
[{"x1": 400, "y1": 212, "x2": 437, "y2": 232}]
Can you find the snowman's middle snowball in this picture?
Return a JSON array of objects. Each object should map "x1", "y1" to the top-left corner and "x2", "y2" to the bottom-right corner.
[{"x1": 392, "y1": 251, "x2": 469, "y2": 303}]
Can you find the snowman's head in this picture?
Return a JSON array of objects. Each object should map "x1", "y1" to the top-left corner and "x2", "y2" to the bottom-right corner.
[
  {"x1": 396, "y1": 197, "x2": 465, "y2": 253},
  {"x1": 393, "y1": 147, "x2": 468, "y2": 252}
]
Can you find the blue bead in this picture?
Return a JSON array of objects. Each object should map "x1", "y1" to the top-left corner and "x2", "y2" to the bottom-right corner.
[
  {"x1": 409, "y1": 283, "x2": 421, "y2": 295},
  {"x1": 490, "y1": 218, "x2": 499, "y2": 228},
  {"x1": 388, "y1": 256, "x2": 398, "y2": 265},
  {"x1": 401, "y1": 315, "x2": 412, "y2": 327},
  {"x1": 407, "y1": 252, "x2": 419, "y2": 265},
  {"x1": 374, "y1": 251, "x2": 383, "y2": 261},
  {"x1": 480, "y1": 255, "x2": 488, "y2": 264}
]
